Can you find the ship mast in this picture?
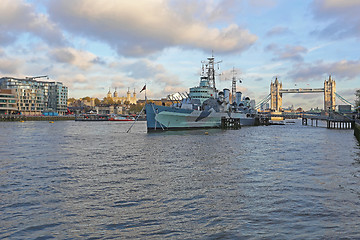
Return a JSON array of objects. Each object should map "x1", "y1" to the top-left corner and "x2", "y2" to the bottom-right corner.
[
  {"x1": 202, "y1": 55, "x2": 221, "y2": 91},
  {"x1": 230, "y1": 67, "x2": 242, "y2": 104}
]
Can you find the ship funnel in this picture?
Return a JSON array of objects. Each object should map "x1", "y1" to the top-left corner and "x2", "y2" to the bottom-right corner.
[
  {"x1": 236, "y1": 92, "x2": 242, "y2": 105},
  {"x1": 223, "y1": 89, "x2": 230, "y2": 103}
]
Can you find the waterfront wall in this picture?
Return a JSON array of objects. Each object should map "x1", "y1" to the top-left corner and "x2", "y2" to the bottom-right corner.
[
  {"x1": 355, "y1": 122, "x2": 360, "y2": 142},
  {"x1": 0, "y1": 115, "x2": 75, "y2": 122}
]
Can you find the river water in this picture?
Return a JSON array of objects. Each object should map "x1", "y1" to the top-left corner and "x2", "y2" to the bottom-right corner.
[{"x1": 1, "y1": 120, "x2": 360, "y2": 239}]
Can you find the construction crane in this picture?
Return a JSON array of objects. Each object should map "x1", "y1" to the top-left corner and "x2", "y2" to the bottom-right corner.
[{"x1": 25, "y1": 75, "x2": 49, "y2": 80}]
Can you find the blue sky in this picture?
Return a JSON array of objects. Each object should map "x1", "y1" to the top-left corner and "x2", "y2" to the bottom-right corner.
[{"x1": 0, "y1": 0, "x2": 359, "y2": 110}]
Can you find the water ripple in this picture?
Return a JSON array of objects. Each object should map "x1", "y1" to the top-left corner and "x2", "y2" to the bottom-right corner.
[{"x1": 1, "y1": 120, "x2": 360, "y2": 239}]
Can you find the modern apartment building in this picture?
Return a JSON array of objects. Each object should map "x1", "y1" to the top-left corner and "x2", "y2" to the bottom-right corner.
[
  {"x1": 0, "y1": 89, "x2": 18, "y2": 114},
  {"x1": 0, "y1": 76, "x2": 68, "y2": 115}
]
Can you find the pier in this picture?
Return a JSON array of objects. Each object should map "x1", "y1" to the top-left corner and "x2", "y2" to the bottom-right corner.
[
  {"x1": 0, "y1": 114, "x2": 75, "y2": 122},
  {"x1": 75, "y1": 114, "x2": 110, "y2": 121},
  {"x1": 221, "y1": 117, "x2": 241, "y2": 129},
  {"x1": 354, "y1": 121, "x2": 360, "y2": 142},
  {"x1": 301, "y1": 112, "x2": 355, "y2": 129}
]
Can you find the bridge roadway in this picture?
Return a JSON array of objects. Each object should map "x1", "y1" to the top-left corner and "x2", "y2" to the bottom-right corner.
[{"x1": 279, "y1": 88, "x2": 324, "y2": 94}]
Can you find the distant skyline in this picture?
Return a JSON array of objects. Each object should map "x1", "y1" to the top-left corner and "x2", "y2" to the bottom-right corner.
[{"x1": 1, "y1": 0, "x2": 359, "y2": 110}]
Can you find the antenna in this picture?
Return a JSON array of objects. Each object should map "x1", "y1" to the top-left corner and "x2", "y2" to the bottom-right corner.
[{"x1": 231, "y1": 67, "x2": 242, "y2": 104}]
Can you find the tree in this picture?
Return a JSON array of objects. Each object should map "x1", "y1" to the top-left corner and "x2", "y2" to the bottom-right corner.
[
  {"x1": 94, "y1": 98, "x2": 101, "y2": 106},
  {"x1": 82, "y1": 96, "x2": 91, "y2": 102},
  {"x1": 129, "y1": 103, "x2": 144, "y2": 113},
  {"x1": 68, "y1": 97, "x2": 76, "y2": 102},
  {"x1": 102, "y1": 97, "x2": 114, "y2": 105},
  {"x1": 356, "y1": 89, "x2": 360, "y2": 107}
]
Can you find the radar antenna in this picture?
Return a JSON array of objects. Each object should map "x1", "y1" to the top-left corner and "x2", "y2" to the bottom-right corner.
[{"x1": 201, "y1": 56, "x2": 222, "y2": 91}]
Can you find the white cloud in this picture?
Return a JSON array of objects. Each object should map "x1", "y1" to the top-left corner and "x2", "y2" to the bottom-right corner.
[
  {"x1": 45, "y1": 0, "x2": 257, "y2": 57},
  {"x1": 219, "y1": 68, "x2": 242, "y2": 82},
  {"x1": 248, "y1": 0, "x2": 277, "y2": 8},
  {"x1": 0, "y1": 58, "x2": 22, "y2": 74},
  {"x1": 0, "y1": 0, "x2": 66, "y2": 46},
  {"x1": 288, "y1": 59, "x2": 360, "y2": 82},
  {"x1": 50, "y1": 48, "x2": 99, "y2": 70},
  {"x1": 0, "y1": 49, "x2": 23, "y2": 74},
  {"x1": 265, "y1": 44, "x2": 308, "y2": 62},
  {"x1": 119, "y1": 59, "x2": 166, "y2": 79},
  {"x1": 266, "y1": 26, "x2": 290, "y2": 37}
]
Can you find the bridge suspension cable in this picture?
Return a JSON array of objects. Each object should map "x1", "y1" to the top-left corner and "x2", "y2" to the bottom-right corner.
[
  {"x1": 255, "y1": 94, "x2": 271, "y2": 109},
  {"x1": 335, "y1": 92, "x2": 355, "y2": 107}
]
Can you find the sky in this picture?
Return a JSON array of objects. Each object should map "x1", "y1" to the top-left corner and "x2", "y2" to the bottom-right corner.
[{"x1": 0, "y1": 0, "x2": 359, "y2": 110}]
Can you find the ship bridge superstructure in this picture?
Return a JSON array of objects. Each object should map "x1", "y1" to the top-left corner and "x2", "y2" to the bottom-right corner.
[
  {"x1": 188, "y1": 56, "x2": 221, "y2": 104},
  {"x1": 189, "y1": 77, "x2": 216, "y2": 104}
]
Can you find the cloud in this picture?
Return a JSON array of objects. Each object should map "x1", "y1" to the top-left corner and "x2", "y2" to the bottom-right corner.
[
  {"x1": 266, "y1": 26, "x2": 290, "y2": 37},
  {"x1": 288, "y1": 59, "x2": 360, "y2": 82},
  {"x1": 45, "y1": 0, "x2": 257, "y2": 57},
  {"x1": 71, "y1": 74, "x2": 87, "y2": 84},
  {"x1": 56, "y1": 73, "x2": 88, "y2": 87},
  {"x1": 0, "y1": 58, "x2": 22, "y2": 75},
  {"x1": 0, "y1": 49, "x2": 23, "y2": 74},
  {"x1": 219, "y1": 68, "x2": 242, "y2": 82},
  {"x1": 0, "y1": 33, "x2": 15, "y2": 46},
  {"x1": 248, "y1": 0, "x2": 277, "y2": 8},
  {"x1": 105, "y1": 58, "x2": 184, "y2": 97},
  {"x1": 0, "y1": 0, "x2": 66, "y2": 46},
  {"x1": 265, "y1": 44, "x2": 308, "y2": 61},
  {"x1": 120, "y1": 59, "x2": 166, "y2": 79},
  {"x1": 116, "y1": 59, "x2": 182, "y2": 87},
  {"x1": 311, "y1": 0, "x2": 360, "y2": 39},
  {"x1": 109, "y1": 77, "x2": 126, "y2": 90},
  {"x1": 282, "y1": 94, "x2": 323, "y2": 110},
  {"x1": 254, "y1": 77, "x2": 263, "y2": 82},
  {"x1": 336, "y1": 88, "x2": 357, "y2": 103},
  {"x1": 170, "y1": 0, "x2": 238, "y2": 24},
  {"x1": 163, "y1": 86, "x2": 188, "y2": 94},
  {"x1": 50, "y1": 48, "x2": 100, "y2": 70}
]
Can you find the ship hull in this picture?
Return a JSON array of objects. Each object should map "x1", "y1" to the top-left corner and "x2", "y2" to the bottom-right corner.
[{"x1": 145, "y1": 103, "x2": 256, "y2": 131}]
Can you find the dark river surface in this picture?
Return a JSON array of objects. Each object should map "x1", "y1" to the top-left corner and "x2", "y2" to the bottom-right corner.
[{"x1": 1, "y1": 119, "x2": 360, "y2": 239}]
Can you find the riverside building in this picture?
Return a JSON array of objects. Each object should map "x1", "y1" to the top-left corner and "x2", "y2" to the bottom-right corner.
[
  {"x1": 0, "y1": 76, "x2": 68, "y2": 115},
  {"x1": 0, "y1": 89, "x2": 17, "y2": 114}
]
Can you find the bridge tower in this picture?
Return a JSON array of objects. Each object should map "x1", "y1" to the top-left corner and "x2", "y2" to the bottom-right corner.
[
  {"x1": 270, "y1": 77, "x2": 282, "y2": 111},
  {"x1": 324, "y1": 76, "x2": 336, "y2": 111}
]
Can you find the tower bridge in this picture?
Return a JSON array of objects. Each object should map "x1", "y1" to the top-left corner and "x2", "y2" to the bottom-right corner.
[{"x1": 269, "y1": 76, "x2": 336, "y2": 112}]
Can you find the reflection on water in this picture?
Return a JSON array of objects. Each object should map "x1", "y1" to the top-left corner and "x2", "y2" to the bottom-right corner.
[{"x1": 1, "y1": 120, "x2": 360, "y2": 239}]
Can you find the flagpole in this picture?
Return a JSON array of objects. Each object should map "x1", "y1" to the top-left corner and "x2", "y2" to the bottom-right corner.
[
  {"x1": 127, "y1": 83, "x2": 146, "y2": 133},
  {"x1": 145, "y1": 84, "x2": 147, "y2": 103},
  {"x1": 126, "y1": 104, "x2": 145, "y2": 133}
]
